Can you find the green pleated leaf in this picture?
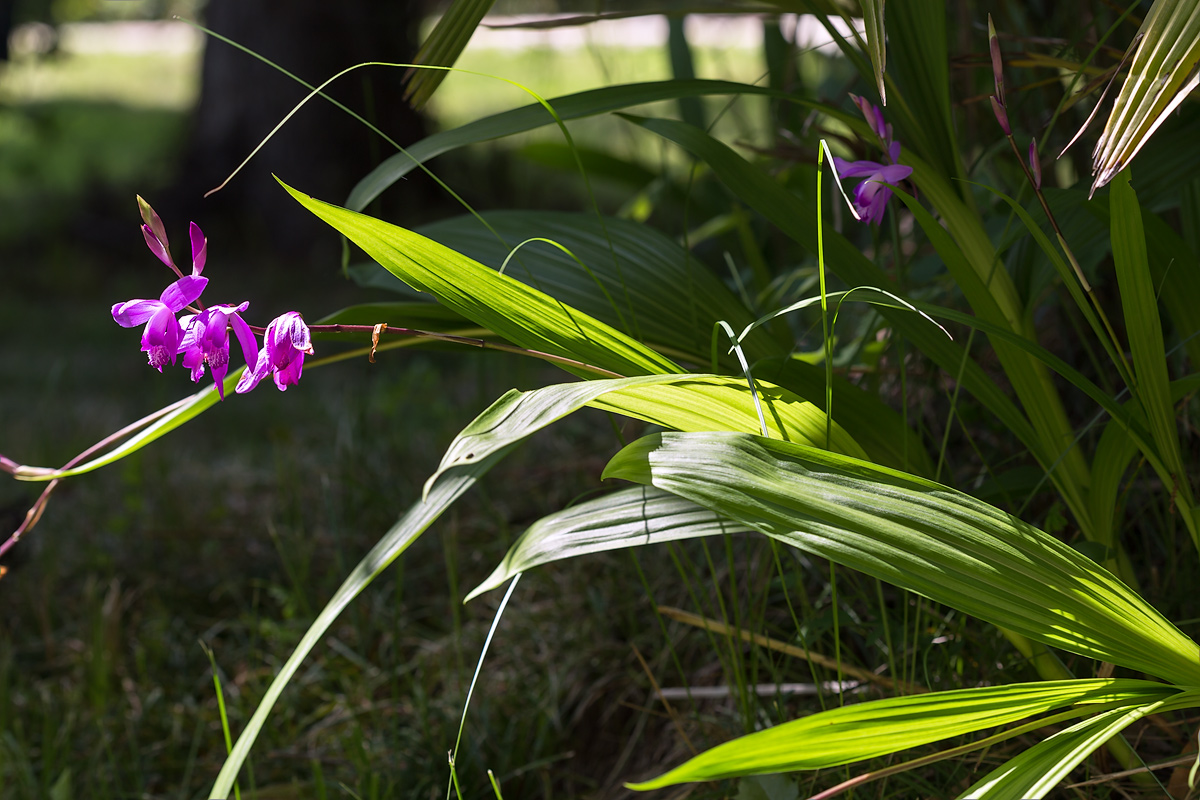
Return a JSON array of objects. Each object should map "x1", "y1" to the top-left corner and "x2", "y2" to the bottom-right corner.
[
  {"x1": 347, "y1": 79, "x2": 782, "y2": 212},
  {"x1": 403, "y1": 0, "x2": 498, "y2": 109},
  {"x1": 282, "y1": 181, "x2": 681, "y2": 378},
  {"x1": 405, "y1": 211, "x2": 787, "y2": 368},
  {"x1": 1110, "y1": 169, "x2": 1195, "y2": 521},
  {"x1": 427, "y1": 374, "x2": 867, "y2": 497},
  {"x1": 603, "y1": 431, "x2": 1200, "y2": 685},
  {"x1": 628, "y1": 679, "x2": 1177, "y2": 789},
  {"x1": 209, "y1": 445, "x2": 514, "y2": 798},
  {"x1": 886, "y1": 0, "x2": 965, "y2": 190},
  {"x1": 1089, "y1": 0, "x2": 1200, "y2": 192},
  {"x1": 961, "y1": 690, "x2": 1200, "y2": 798},
  {"x1": 467, "y1": 486, "x2": 748, "y2": 601}
]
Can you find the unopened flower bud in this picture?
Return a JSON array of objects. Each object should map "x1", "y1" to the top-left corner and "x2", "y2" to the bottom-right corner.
[
  {"x1": 988, "y1": 15, "x2": 1005, "y2": 105},
  {"x1": 990, "y1": 96, "x2": 1011, "y2": 136}
]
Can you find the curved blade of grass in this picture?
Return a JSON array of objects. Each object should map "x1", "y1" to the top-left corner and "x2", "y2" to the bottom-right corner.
[
  {"x1": 961, "y1": 691, "x2": 1200, "y2": 798},
  {"x1": 208, "y1": 445, "x2": 514, "y2": 798},
  {"x1": 603, "y1": 431, "x2": 1200, "y2": 684},
  {"x1": 1090, "y1": 0, "x2": 1200, "y2": 193},
  {"x1": 467, "y1": 486, "x2": 748, "y2": 600},
  {"x1": 1109, "y1": 169, "x2": 1196, "y2": 528},
  {"x1": 626, "y1": 679, "x2": 1177, "y2": 789},
  {"x1": 346, "y1": 79, "x2": 785, "y2": 211},
  {"x1": 283, "y1": 181, "x2": 680, "y2": 378},
  {"x1": 426, "y1": 374, "x2": 868, "y2": 497},
  {"x1": 404, "y1": 0, "x2": 497, "y2": 108}
]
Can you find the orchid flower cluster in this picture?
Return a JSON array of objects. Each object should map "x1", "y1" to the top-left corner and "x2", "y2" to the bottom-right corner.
[
  {"x1": 112, "y1": 197, "x2": 313, "y2": 399},
  {"x1": 833, "y1": 95, "x2": 914, "y2": 225}
]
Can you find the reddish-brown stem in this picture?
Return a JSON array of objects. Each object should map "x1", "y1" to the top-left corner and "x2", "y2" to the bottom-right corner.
[
  {"x1": 250, "y1": 322, "x2": 625, "y2": 379},
  {"x1": 0, "y1": 397, "x2": 191, "y2": 559}
]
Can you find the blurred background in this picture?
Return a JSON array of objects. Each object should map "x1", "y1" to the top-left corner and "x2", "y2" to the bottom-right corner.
[{"x1": 1, "y1": 2, "x2": 848, "y2": 797}]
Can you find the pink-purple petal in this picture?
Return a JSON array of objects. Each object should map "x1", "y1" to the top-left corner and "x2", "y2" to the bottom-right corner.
[
  {"x1": 112, "y1": 298, "x2": 163, "y2": 327},
  {"x1": 235, "y1": 349, "x2": 272, "y2": 394},
  {"x1": 876, "y1": 163, "x2": 913, "y2": 183},
  {"x1": 189, "y1": 222, "x2": 207, "y2": 276},
  {"x1": 158, "y1": 275, "x2": 208, "y2": 312},
  {"x1": 834, "y1": 157, "x2": 886, "y2": 178},
  {"x1": 230, "y1": 312, "x2": 258, "y2": 368},
  {"x1": 142, "y1": 224, "x2": 174, "y2": 268},
  {"x1": 141, "y1": 305, "x2": 182, "y2": 371}
]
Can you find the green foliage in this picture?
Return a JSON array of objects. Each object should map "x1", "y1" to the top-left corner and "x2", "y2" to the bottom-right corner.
[{"x1": 11, "y1": 2, "x2": 1200, "y2": 797}]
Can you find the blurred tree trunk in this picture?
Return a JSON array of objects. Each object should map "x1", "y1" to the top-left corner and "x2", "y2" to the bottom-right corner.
[{"x1": 177, "y1": 0, "x2": 433, "y2": 268}]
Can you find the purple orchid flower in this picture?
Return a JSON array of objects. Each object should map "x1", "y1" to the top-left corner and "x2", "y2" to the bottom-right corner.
[
  {"x1": 179, "y1": 302, "x2": 257, "y2": 399},
  {"x1": 235, "y1": 312, "x2": 314, "y2": 394},
  {"x1": 832, "y1": 158, "x2": 914, "y2": 225},
  {"x1": 111, "y1": 275, "x2": 209, "y2": 371},
  {"x1": 834, "y1": 97, "x2": 913, "y2": 225}
]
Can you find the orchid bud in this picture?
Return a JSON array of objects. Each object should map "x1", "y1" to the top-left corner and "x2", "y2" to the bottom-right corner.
[
  {"x1": 988, "y1": 15, "x2": 1005, "y2": 106},
  {"x1": 990, "y1": 96, "x2": 1011, "y2": 136},
  {"x1": 137, "y1": 195, "x2": 174, "y2": 269},
  {"x1": 1029, "y1": 138, "x2": 1042, "y2": 189},
  {"x1": 137, "y1": 196, "x2": 169, "y2": 252}
]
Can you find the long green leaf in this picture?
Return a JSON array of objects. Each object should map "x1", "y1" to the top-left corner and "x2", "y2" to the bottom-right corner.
[
  {"x1": 1110, "y1": 169, "x2": 1195, "y2": 522},
  {"x1": 406, "y1": 211, "x2": 787, "y2": 367},
  {"x1": 13, "y1": 371, "x2": 239, "y2": 481},
  {"x1": 283, "y1": 182, "x2": 681, "y2": 378},
  {"x1": 754, "y1": 356, "x2": 935, "y2": 477},
  {"x1": 427, "y1": 374, "x2": 867, "y2": 496},
  {"x1": 603, "y1": 431, "x2": 1200, "y2": 684},
  {"x1": 467, "y1": 486, "x2": 748, "y2": 600},
  {"x1": 627, "y1": 679, "x2": 1176, "y2": 789},
  {"x1": 860, "y1": 0, "x2": 887, "y2": 103},
  {"x1": 209, "y1": 445, "x2": 513, "y2": 798},
  {"x1": 961, "y1": 691, "x2": 1200, "y2": 798},
  {"x1": 403, "y1": 0, "x2": 498, "y2": 108},
  {"x1": 346, "y1": 79, "x2": 783, "y2": 212}
]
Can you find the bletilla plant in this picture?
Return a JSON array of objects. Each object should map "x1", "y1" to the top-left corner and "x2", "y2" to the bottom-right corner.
[
  {"x1": 7, "y1": 2, "x2": 1200, "y2": 797},
  {"x1": 113, "y1": 197, "x2": 313, "y2": 399}
]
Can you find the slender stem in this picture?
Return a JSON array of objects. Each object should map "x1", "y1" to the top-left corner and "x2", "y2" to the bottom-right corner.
[
  {"x1": 1003, "y1": 134, "x2": 1134, "y2": 386},
  {"x1": 293, "y1": 323, "x2": 625, "y2": 379}
]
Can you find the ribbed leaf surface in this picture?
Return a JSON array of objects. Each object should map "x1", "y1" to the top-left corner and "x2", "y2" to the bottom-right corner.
[{"x1": 603, "y1": 431, "x2": 1200, "y2": 685}]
